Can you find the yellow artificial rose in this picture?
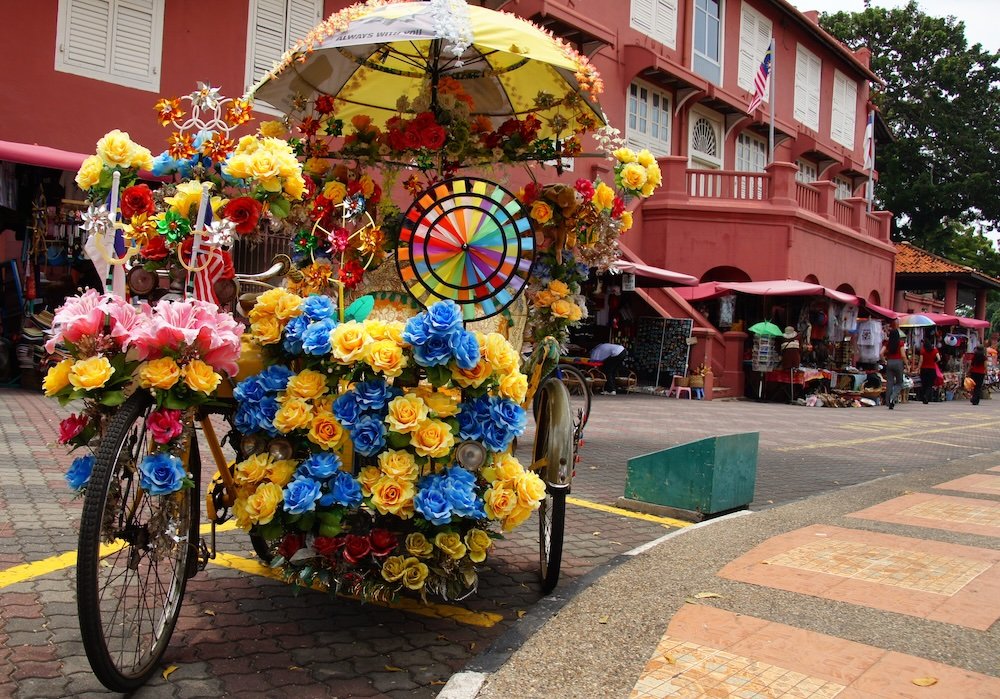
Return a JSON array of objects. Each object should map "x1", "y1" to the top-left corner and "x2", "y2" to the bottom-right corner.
[
  {"x1": 244, "y1": 482, "x2": 283, "y2": 526},
  {"x1": 533, "y1": 290, "x2": 556, "y2": 308},
  {"x1": 131, "y1": 144, "x2": 154, "y2": 171},
  {"x1": 183, "y1": 359, "x2": 222, "y2": 394},
  {"x1": 267, "y1": 459, "x2": 298, "y2": 487},
  {"x1": 383, "y1": 321, "x2": 406, "y2": 344},
  {"x1": 640, "y1": 183, "x2": 656, "y2": 198},
  {"x1": 621, "y1": 162, "x2": 648, "y2": 190},
  {"x1": 637, "y1": 149, "x2": 655, "y2": 167},
  {"x1": 503, "y1": 502, "x2": 535, "y2": 531},
  {"x1": 302, "y1": 157, "x2": 328, "y2": 177},
  {"x1": 43, "y1": 358, "x2": 74, "y2": 396},
  {"x1": 412, "y1": 385, "x2": 461, "y2": 418},
  {"x1": 248, "y1": 148, "x2": 281, "y2": 188},
  {"x1": 547, "y1": 280, "x2": 570, "y2": 298},
  {"x1": 75, "y1": 155, "x2": 104, "y2": 190},
  {"x1": 273, "y1": 398, "x2": 313, "y2": 433},
  {"x1": 139, "y1": 357, "x2": 180, "y2": 389},
  {"x1": 434, "y1": 532, "x2": 467, "y2": 560},
  {"x1": 363, "y1": 319, "x2": 388, "y2": 340},
  {"x1": 284, "y1": 172, "x2": 306, "y2": 200},
  {"x1": 96, "y1": 129, "x2": 136, "y2": 168},
  {"x1": 410, "y1": 419, "x2": 455, "y2": 458},
  {"x1": 612, "y1": 147, "x2": 637, "y2": 164},
  {"x1": 234, "y1": 453, "x2": 270, "y2": 486},
  {"x1": 377, "y1": 449, "x2": 419, "y2": 481},
  {"x1": 223, "y1": 154, "x2": 251, "y2": 180},
  {"x1": 331, "y1": 321, "x2": 371, "y2": 363},
  {"x1": 68, "y1": 356, "x2": 114, "y2": 391},
  {"x1": 484, "y1": 483, "x2": 517, "y2": 520},
  {"x1": 452, "y1": 360, "x2": 492, "y2": 389},
  {"x1": 273, "y1": 293, "x2": 303, "y2": 321},
  {"x1": 480, "y1": 333, "x2": 518, "y2": 374},
  {"x1": 232, "y1": 496, "x2": 252, "y2": 530},
  {"x1": 620, "y1": 210, "x2": 634, "y2": 232},
  {"x1": 308, "y1": 413, "x2": 347, "y2": 451},
  {"x1": 401, "y1": 558, "x2": 429, "y2": 590},
  {"x1": 358, "y1": 465, "x2": 382, "y2": 496},
  {"x1": 405, "y1": 533, "x2": 434, "y2": 558},
  {"x1": 499, "y1": 372, "x2": 528, "y2": 404},
  {"x1": 359, "y1": 175, "x2": 376, "y2": 198},
  {"x1": 249, "y1": 288, "x2": 293, "y2": 320},
  {"x1": 567, "y1": 304, "x2": 583, "y2": 322},
  {"x1": 323, "y1": 180, "x2": 347, "y2": 204},
  {"x1": 550, "y1": 298, "x2": 575, "y2": 319},
  {"x1": 483, "y1": 452, "x2": 525, "y2": 484},
  {"x1": 286, "y1": 369, "x2": 328, "y2": 401},
  {"x1": 381, "y1": 555, "x2": 407, "y2": 583},
  {"x1": 465, "y1": 529, "x2": 493, "y2": 563},
  {"x1": 385, "y1": 394, "x2": 429, "y2": 434},
  {"x1": 250, "y1": 316, "x2": 281, "y2": 345},
  {"x1": 646, "y1": 161, "x2": 662, "y2": 186},
  {"x1": 515, "y1": 470, "x2": 547, "y2": 506},
  {"x1": 370, "y1": 476, "x2": 416, "y2": 518},
  {"x1": 235, "y1": 134, "x2": 260, "y2": 155},
  {"x1": 530, "y1": 200, "x2": 554, "y2": 225},
  {"x1": 258, "y1": 120, "x2": 287, "y2": 139},
  {"x1": 592, "y1": 182, "x2": 615, "y2": 211},
  {"x1": 365, "y1": 339, "x2": 407, "y2": 377}
]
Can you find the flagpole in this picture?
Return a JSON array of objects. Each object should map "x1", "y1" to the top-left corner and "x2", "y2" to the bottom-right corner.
[
  {"x1": 865, "y1": 110, "x2": 874, "y2": 212},
  {"x1": 768, "y1": 39, "x2": 775, "y2": 164}
]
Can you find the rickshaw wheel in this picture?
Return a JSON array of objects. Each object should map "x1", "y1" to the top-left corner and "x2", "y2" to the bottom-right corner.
[
  {"x1": 533, "y1": 377, "x2": 573, "y2": 593},
  {"x1": 249, "y1": 532, "x2": 280, "y2": 564},
  {"x1": 77, "y1": 391, "x2": 199, "y2": 692}
]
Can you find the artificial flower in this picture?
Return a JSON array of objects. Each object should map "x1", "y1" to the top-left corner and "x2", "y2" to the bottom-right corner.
[
  {"x1": 68, "y1": 356, "x2": 114, "y2": 391},
  {"x1": 43, "y1": 359, "x2": 74, "y2": 397},
  {"x1": 222, "y1": 196, "x2": 263, "y2": 235},
  {"x1": 385, "y1": 394, "x2": 429, "y2": 434},
  {"x1": 75, "y1": 155, "x2": 104, "y2": 190},
  {"x1": 58, "y1": 413, "x2": 89, "y2": 444},
  {"x1": 146, "y1": 408, "x2": 184, "y2": 445},
  {"x1": 409, "y1": 418, "x2": 455, "y2": 458},
  {"x1": 139, "y1": 357, "x2": 181, "y2": 389}
]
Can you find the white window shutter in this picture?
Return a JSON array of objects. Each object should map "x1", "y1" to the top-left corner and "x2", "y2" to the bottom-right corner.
[
  {"x1": 64, "y1": 0, "x2": 111, "y2": 72},
  {"x1": 737, "y1": 5, "x2": 757, "y2": 92},
  {"x1": 110, "y1": 0, "x2": 157, "y2": 82},
  {"x1": 286, "y1": 0, "x2": 322, "y2": 46},
  {"x1": 840, "y1": 74, "x2": 857, "y2": 149},
  {"x1": 807, "y1": 54, "x2": 821, "y2": 130},
  {"x1": 630, "y1": 0, "x2": 654, "y2": 33},
  {"x1": 653, "y1": 0, "x2": 677, "y2": 49},
  {"x1": 794, "y1": 46, "x2": 808, "y2": 124},
  {"x1": 251, "y1": 0, "x2": 288, "y2": 84}
]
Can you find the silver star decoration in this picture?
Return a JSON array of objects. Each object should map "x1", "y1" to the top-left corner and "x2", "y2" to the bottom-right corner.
[
  {"x1": 190, "y1": 82, "x2": 222, "y2": 111},
  {"x1": 80, "y1": 205, "x2": 113, "y2": 234},
  {"x1": 209, "y1": 218, "x2": 237, "y2": 248}
]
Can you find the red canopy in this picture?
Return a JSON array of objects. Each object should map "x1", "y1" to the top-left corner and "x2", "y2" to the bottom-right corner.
[
  {"x1": 860, "y1": 300, "x2": 900, "y2": 320},
  {"x1": 958, "y1": 317, "x2": 991, "y2": 329},
  {"x1": 922, "y1": 312, "x2": 961, "y2": 326},
  {"x1": 611, "y1": 260, "x2": 697, "y2": 287},
  {"x1": 675, "y1": 279, "x2": 859, "y2": 304},
  {"x1": 0, "y1": 139, "x2": 87, "y2": 171}
]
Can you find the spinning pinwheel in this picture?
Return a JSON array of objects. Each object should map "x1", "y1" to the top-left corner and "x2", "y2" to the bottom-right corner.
[{"x1": 397, "y1": 177, "x2": 534, "y2": 320}]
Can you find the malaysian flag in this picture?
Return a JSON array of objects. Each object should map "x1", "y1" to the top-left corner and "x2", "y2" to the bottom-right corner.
[
  {"x1": 863, "y1": 109, "x2": 876, "y2": 170},
  {"x1": 186, "y1": 235, "x2": 230, "y2": 303},
  {"x1": 747, "y1": 39, "x2": 774, "y2": 115}
]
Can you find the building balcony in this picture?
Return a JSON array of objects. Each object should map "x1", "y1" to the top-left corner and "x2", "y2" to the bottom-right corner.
[{"x1": 652, "y1": 156, "x2": 893, "y2": 245}]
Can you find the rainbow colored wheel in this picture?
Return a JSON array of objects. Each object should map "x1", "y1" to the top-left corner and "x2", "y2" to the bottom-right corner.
[{"x1": 397, "y1": 177, "x2": 535, "y2": 320}]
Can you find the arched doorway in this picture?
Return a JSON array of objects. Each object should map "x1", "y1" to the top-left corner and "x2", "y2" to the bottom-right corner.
[
  {"x1": 836, "y1": 283, "x2": 856, "y2": 296},
  {"x1": 803, "y1": 274, "x2": 820, "y2": 285},
  {"x1": 702, "y1": 266, "x2": 751, "y2": 283},
  {"x1": 868, "y1": 290, "x2": 881, "y2": 305}
]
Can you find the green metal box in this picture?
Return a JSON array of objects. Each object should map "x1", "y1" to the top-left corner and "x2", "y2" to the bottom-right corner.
[{"x1": 624, "y1": 432, "x2": 759, "y2": 515}]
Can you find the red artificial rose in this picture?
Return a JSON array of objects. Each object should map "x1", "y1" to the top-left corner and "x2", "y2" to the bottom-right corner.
[
  {"x1": 342, "y1": 534, "x2": 372, "y2": 564},
  {"x1": 302, "y1": 175, "x2": 317, "y2": 202},
  {"x1": 140, "y1": 235, "x2": 169, "y2": 261},
  {"x1": 611, "y1": 195, "x2": 626, "y2": 218},
  {"x1": 120, "y1": 184, "x2": 155, "y2": 219},
  {"x1": 421, "y1": 124, "x2": 447, "y2": 150},
  {"x1": 146, "y1": 408, "x2": 184, "y2": 445},
  {"x1": 277, "y1": 533, "x2": 306, "y2": 560},
  {"x1": 402, "y1": 128, "x2": 422, "y2": 150},
  {"x1": 369, "y1": 529, "x2": 397, "y2": 557},
  {"x1": 412, "y1": 111, "x2": 437, "y2": 129},
  {"x1": 313, "y1": 535, "x2": 345, "y2": 559},
  {"x1": 58, "y1": 413, "x2": 88, "y2": 444},
  {"x1": 314, "y1": 95, "x2": 335, "y2": 115},
  {"x1": 222, "y1": 196, "x2": 263, "y2": 235},
  {"x1": 574, "y1": 178, "x2": 595, "y2": 200}
]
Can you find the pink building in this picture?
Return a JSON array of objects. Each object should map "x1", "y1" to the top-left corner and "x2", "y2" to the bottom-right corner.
[{"x1": 0, "y1": 0, "x2": 895, "y2": 393}]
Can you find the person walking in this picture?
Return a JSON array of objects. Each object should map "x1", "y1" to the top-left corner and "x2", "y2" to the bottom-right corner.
[
  {"x1": 590, "y1": 342, "x2": 627, "y2": 395},
  {"x1": 969, "y1": 344, "x2": 987, "y2": 405},
  {"x1": 918, "y1": 337, "x2": 940, "y2": 404},
  {"x1": 882, "y1": 320, "x2": 905, "y2": 409}
]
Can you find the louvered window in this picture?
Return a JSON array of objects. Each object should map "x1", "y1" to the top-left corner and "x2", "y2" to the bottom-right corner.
[
  {"x1": 737, "y1": 2, "x2": 772, "y2": 94},
  {"x1": 626, "y1": 81, "x2": 672, "y2": 157},
  {"x1": 834, "y1": 176, "x2": 853, "y2": 200},
  {"x1": 689, "y1": 112, "x2": 722, "y2": 169},
  {"x1": 246, "y1": 0, "x2": 323, "y2": 90},
  {"x1": 630, "y1": 0, "x2": 678, "y2": 49},
  {"x1": 795, "y1": 159, "x2": 818, "y2": 183},
  {"x1": 55, "y1": 0, "x2": 164, "y2": 91},
  {"x1": 830, "y1": 70, "x2": 857, "y2": 149},
  {"x1": 793, "y1": 44, "x2": 821, "y2": 130},
  {"x1": 736, "y1": 133, "x2": 766, "y2": 173}
]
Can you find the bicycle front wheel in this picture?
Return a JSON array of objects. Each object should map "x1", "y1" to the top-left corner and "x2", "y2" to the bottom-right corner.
[{"x1": 77, "y1": 391, "x2": 199, "y2": 692}]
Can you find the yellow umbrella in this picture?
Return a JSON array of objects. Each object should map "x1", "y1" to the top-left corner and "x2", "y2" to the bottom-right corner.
[{"x1": 248, "y1": 0, "x2": 606, "y2": 139}]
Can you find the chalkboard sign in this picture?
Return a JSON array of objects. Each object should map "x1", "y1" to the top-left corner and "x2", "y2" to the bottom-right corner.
[{"x1": 632, "y1": 317, "x2": 694, "y2": 384}]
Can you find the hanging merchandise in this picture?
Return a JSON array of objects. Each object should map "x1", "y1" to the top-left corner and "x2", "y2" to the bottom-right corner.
[
  {"x1": 719, "y1": 294, "x2": 735, "y2": 327},
  {"x1": 752, "y1": 335, "x2": 780, "y2": 371}
]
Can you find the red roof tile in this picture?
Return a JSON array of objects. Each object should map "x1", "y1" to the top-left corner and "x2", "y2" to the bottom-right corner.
[{"x1": 895, "y1": 242, "x2": 1000, "y2": 287}]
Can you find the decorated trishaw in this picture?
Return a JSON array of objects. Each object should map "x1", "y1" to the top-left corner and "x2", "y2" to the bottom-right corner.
[{"x1": 43, "y1": 0, "x2": 662, "y2": 691}]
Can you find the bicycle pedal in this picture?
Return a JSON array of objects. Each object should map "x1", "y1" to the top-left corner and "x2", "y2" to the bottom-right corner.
[{"x1": 196, "y1": 536, "x2": 212, "y2": 574}]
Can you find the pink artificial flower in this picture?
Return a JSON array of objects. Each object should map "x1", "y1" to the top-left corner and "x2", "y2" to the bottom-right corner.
[
  {"x1": 146, "y1": 408, "x2": 184, "y2": 445},
  {"x1": 46, "y1": 289, "x2": 108, "y2": 353},
  {"x1": 58, "y1": 413, "x2": 89, "y2": 444},
  {"x1": 574, "y1": 178, "x2": 595, "y2": 201},
  {"x1": 105, "y1": 296, "x2": 145, "y2": 350},
  {"x1": 130, "y1": 299, "x2": 243, "y2": 376}
]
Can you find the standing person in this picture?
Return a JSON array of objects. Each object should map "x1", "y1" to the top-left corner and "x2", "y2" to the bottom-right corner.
[
  {"x1": 590, "y1": 342, "x2": 626, "y2": 395},
  {"x1": 969, "y1": 344, "x2": 987, "y2": 405},
  {"x1": 882, "y1": 320, "x2": 905, "y2": 409},
  {"x1": 918, "y1": 337, "x2": 941, "y2": 404}
]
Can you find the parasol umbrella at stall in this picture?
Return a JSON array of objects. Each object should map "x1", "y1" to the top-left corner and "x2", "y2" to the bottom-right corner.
[
  {"x1": 748, "y1": 321, "x2": 784, "y2": 337},
  {"x1": 898, "y1": 313, "x2": 935, "y2": 328},
  {"x1": 248, "y1": 0, "x2": 606, "y2": 140}
]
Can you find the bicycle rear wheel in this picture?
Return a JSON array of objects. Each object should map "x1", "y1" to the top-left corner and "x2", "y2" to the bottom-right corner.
[
  {"x1": 533, "y1": 377, "x2": 573, "y2": 593},
  {"x1": 77, "y1": 391, "x2": 199, "y2": 692},
  {"x1": 555, "y1": 364, "x2": 591, "y2": 433}
]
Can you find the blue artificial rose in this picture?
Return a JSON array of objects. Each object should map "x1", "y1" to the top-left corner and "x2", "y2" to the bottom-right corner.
[
  {"x1": 425, "y1": 300, "x2": 464, "y2": 338},
  {"x1": 300, "y1": 452, "x2": 342, "y2": 480},
  {"x1": 138, "y1": 453, "x2": 187, "y2": 495},
  {"x1": 413, "y1": 476, "x2": 453, "y2": 525},
  {"x1": 480, "y1": 420, "x2": 512, "y2": 452},
  {"x1": 258, "y1": 365, "x2": 294, "y2": 393},
  {"x1": 489, "y1": 397, "x2": 527, "y2": 437},
  {"x1": 283, "y1": 476, "x2": 322, "y2": 515},
  {"x1": 413, "y1": 334, "x2": 453, "y2": 367},
  {"x1": 258, "y1": 396, "x2": 280, "y2": 437},
  {"x1": 301, "y1": 294, "x2": 336, "y2": 321},
  {"x1": 402, "y1": 314, "x2": 431, "y2": 346},
  {"x1": 442, "y1": 467, "x2": 485, "y2": 519},
  {"x1": 282, "y1": 315, "x2": 310, "y2": 355},
  {"x1": 302, "y1": 318, "x2": 337, "y2": 356},
  {"x1": 351, "y1": 414, "x2": 387, "y2": 457},
  {"x1": 451, "y1": 329, "x2": 481, "y2": 370},
  {"x1": 65, "y1": 453, "x2": 95, "y2": 491},
  {"x1": 320, "y1": 471, "x2": 363, "y2": 508},
  {"x1": 233, "y1": 376, "x2": 266, "y2": 404},
  {"x1": 353, "y1": 380, "x2": 397, "y2": 412},
  {"x1": 233, "y1": 403, "x2": 260, "y2": 435},
  {"x1": 457, "y1": 403, "x2": 484, "y2": 441},
  {"x1": 332, "y1": 392, "x2": 362, "y2": 428}
]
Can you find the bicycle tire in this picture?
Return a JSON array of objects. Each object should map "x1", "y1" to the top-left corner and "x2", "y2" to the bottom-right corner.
[
  {"x1": 533, "y1": 378, "x2": 573, "y2": 593},
  {"x1": 77, "y1": 391, "x2": 199, "y2": 692},
  {"x1": 249, "y1": 532, "x2": 280, "y2": 564},
  {"x1": 555, "y1": 364, "x2": 592, "y2": 433},
  {"x1": 537, "y1": 485, "x2": 566, "y2": 594}
]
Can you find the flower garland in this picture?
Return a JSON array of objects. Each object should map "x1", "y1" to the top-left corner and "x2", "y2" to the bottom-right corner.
[{"x1": 231, "y1": 296, "x2": 541, "y2": 601}]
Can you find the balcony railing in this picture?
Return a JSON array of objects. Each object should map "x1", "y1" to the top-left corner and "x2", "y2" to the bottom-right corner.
[
  {"x1": 833, "y1": 199, "x2": 853, "y2": 228},
  {"x1": 688, "y1": 170, "x2": 768, "y2": 200},
  {"x1": 795, "y1": 181, "x2": 820, "y2": 212}
]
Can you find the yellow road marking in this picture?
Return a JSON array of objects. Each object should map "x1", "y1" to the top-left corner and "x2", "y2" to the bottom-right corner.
[
  {"x1": 210, "y1": 552, "x2": 502, "y2": 628},
  {"x1": 566, "y1": 496, "x2": 692, "y2": 529},
  {"x1": 909, "y1": 438, "x2": 976, "y2": 449},
  {"x1": 775, "y1": 420, "x2": 1000, "y2": 452}
]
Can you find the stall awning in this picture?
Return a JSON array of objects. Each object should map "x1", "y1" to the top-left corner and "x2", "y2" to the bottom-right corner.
[
  {"x1": 611, "y1": 260, "x2": 698, "y2": 287},
  {"x1": 860, "y1": 300, "x2": 900, "y2": 320},
  {"x1": 718, "y1": 280, "x2": 859, "y2": 305},
  {"x1": 958, "y1": 317, "x2": 991, "y2": 329},
  {"x1": 0, "y1": 139, "x2": 88, "y2": 171},
  {"x1": 923, "y1": 312, "x2": 961, "y2": 326},
  {"x1": 674, "y1": 281, "x2": 726, "y2": 302}
]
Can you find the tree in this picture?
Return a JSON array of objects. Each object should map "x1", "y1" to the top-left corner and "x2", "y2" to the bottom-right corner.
[{"x1": 820, "y1": 2, "x2": 1000, "y2": 258}]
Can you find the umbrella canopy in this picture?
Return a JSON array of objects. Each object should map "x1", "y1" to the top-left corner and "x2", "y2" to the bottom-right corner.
[
  {"x1": 898, "y1": 313, "x2": 935, "y2": 328},
  {"x1": 249, "y1": 0, "x2": 605, "y2": 139},
  {"x1": 748, "y1": 321, "x2": 784, "y2": 337}
]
